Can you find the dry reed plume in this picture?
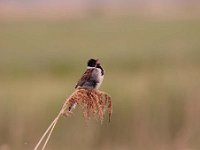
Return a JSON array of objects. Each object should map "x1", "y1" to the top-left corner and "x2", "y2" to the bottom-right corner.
[{"x1": 34, "y1": 89, "x2": 112, "y2": 150}]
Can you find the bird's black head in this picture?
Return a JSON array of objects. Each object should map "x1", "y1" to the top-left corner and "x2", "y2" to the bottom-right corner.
[{"x1": 87, "y1": 59, "x2": 98, "y2": 67}]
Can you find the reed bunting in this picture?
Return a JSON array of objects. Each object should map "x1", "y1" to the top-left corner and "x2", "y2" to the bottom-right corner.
[
  {"x1": 68, "y1": 59, "x2": 105, "y2": 112},
  {"x1": 75, "y1": 58, "x2": 104, "y2": 90}
]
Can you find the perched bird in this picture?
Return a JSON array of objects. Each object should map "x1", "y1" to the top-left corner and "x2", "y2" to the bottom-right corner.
[
  {"x1": 68, "y1": 59, "x2": 104, "y2": 112},
  {"x1": 75, "y1": 58, "x2": 104, "y2": 90}
]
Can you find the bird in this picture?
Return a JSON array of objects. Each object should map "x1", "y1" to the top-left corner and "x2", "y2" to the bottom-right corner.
[
  {"x1": 68, "y1": 59, "x2": 105, "y2": 112},
  {"x1": 75, "y1": 58, "x2": 104, "y2": 90}
]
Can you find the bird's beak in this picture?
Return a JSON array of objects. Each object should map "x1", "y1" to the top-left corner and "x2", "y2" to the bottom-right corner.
[{"x1": 96, "y1": 59, "x2": 100, "y2": 65}]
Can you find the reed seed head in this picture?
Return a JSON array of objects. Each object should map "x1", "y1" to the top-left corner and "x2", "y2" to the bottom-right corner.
[{"x1": 62, "y1": 89, "x2": 112, "y2": 123}]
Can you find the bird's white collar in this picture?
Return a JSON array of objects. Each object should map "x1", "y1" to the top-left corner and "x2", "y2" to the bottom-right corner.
[{"x1": 87, "y1": 66, "x2": 95, "y2": 69}]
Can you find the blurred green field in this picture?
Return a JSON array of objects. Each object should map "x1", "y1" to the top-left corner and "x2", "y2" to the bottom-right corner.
[{"x1": 1, "y1": 17, "x2": 200, "y2": 150}]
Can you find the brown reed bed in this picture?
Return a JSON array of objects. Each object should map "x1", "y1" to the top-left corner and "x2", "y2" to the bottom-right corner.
[{"x1": 34, "y1": 89, "x2": 112, "y2": 150}]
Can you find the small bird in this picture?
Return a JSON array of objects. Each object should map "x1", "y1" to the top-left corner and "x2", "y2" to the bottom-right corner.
[
  {"x1": 68, "y1": 59, "x2": 104, "y2": 112},
  {"x1": 75, "y1": 58, "x2": 104, "y2": 90}
]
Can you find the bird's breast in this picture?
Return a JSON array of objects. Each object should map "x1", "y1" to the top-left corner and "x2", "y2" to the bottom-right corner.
[{"x1": 95, "y1": 68, "x2": 104, "y2": 89}]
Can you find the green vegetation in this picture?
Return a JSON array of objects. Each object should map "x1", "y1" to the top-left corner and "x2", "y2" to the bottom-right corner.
[{"x1": 0, "y1": 17, "x2": 200, "y2": 150}]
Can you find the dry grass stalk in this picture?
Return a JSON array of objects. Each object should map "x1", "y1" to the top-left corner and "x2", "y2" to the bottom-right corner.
[
  {"x1": 34, "y1": 89, "x2": 112, "y2": 150},
  {"x1": 62, "y1": 89, "x2": 112, "y2": 122}
]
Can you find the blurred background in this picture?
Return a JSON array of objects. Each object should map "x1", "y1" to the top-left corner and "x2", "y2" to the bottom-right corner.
[{"x1": 1, "y1": 0, "x2": 200, "y2": 150}]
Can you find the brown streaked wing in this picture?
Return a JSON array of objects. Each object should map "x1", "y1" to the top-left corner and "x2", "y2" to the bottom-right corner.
[{"x1": 75, "y1": 69, "x2": 94, "y2": 88}]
